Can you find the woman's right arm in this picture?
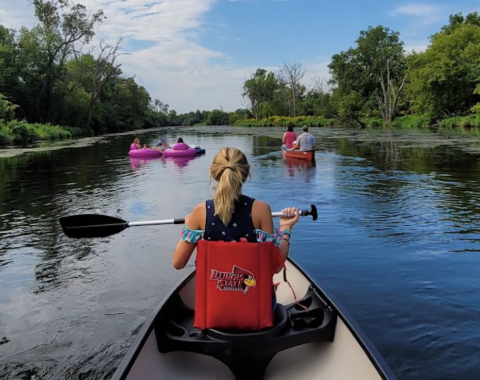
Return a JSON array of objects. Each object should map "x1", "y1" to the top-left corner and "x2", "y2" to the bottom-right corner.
[
  {"x1": 254, "y1": 201, "x2": 299, "y2": 270},
  {"x1": 172, "y1": 203, "x2": 205, "y2": 269},
  {"x1": 282, "y1": 132, "x2": 287, "y2": 144}
]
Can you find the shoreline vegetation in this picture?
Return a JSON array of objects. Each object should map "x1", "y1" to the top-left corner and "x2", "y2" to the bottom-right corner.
[
  {"x1": 3, "y1": 114, "x2": 480, "y2": 148},
  {"x1": 233, "y1": 114, "x2": 480, "y2": 136},
  {"x1": 2, "y1": 2, "x2": 480, "y2": 147}
]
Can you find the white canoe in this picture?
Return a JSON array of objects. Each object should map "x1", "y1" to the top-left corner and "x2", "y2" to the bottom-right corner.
[{"x1": 111, "y1": 259, "x2": 397, "y2": 380}]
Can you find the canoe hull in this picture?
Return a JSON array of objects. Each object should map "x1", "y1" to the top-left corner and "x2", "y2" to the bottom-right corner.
[
  {"x1": 111, "y1": 259, "x2": 397, "y2": 380},
  {"x1": 282, "y1": 149, "x2": 315, "y2": 164}
]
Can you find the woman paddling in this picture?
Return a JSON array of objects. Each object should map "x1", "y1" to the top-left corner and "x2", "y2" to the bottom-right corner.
[{"x1": 172, "y1": 147, "x2": 299, "y2": 270}]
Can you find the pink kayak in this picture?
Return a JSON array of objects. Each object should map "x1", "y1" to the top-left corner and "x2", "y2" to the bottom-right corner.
[
  {"x1": 163, "y1": 148, "x2": 196, "y2": 158},
  {"x1": 128, "y1": 149, "x2": 162, "y2": 158}
]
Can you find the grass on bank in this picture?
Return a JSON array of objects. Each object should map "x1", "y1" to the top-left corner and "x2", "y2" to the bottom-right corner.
[
  {"x1": 234, "y1": 115, "x2": 337, "y2": 128},
  {"x1": 234, "y1": 114, "x2": 480, "y2": 136},
  {"x1": 0, "y1": 120, "x2": 86, "y2": 145}
]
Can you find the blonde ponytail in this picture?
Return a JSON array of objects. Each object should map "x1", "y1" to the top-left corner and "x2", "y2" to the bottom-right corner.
[{"x1": 210, "y1": 148, "x2": 250, "y2": 225}]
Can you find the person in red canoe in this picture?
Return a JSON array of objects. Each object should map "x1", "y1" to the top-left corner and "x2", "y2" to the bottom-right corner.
[
  {"x1": 291, "y1": 125, "x2": 315, "y2": 151},
  {"x1": 282, "y1": 124, "x2": 297, "y2": 150}
]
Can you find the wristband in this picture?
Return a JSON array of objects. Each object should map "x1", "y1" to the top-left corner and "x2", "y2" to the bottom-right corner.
[{"x1": 281, "y1": 229, "x2": 291, "y2": 237}]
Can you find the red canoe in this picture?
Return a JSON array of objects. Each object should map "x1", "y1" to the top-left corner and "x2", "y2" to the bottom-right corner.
[{"x1": 282, "y1": 148, "x2": 315, "y2": 163}]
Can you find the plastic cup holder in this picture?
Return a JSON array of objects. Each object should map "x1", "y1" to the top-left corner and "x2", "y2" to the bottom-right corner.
[
  {"x1": 167, "y1": 323, "x2": 186, "y2": 337},
  {"x1": 290, "y1": 308, "x2": 325, "y2": 330}
]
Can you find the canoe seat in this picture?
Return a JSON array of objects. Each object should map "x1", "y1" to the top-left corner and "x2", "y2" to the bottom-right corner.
[{"x1": 155, "y1": 285, "x2": 337, "y2": 380}]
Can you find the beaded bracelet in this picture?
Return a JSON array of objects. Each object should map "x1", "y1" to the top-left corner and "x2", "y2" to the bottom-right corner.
[{"x1": 281, "y1": 229, "x2": 291, "y2": 237}]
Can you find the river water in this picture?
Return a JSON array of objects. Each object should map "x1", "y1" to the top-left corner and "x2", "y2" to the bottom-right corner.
[{"x1": 1, "y1": 126, "x2": 479, "y2": 380}]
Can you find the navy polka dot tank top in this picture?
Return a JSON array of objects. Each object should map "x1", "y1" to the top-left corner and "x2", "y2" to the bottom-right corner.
[{"x1": 204, "y1": 195, "x2": 257, "y2": 243}]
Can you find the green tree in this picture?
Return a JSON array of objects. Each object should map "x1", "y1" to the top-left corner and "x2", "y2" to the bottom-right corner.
[
  {"x1": 406, "y1": 14, "x2": 480, "y2": 119},
  {"x1": 27, "y1": 0, "x2": 104, "y2": 122},
  {"x1": 278, "y1": 63, "x2": 306, "y2": 117},
  {"x1": 329, "y1": 25, "x2": 406, "y2": 125},
  {"x1": 0, "y1": 26, "x2": 21, "y2": 109},
  {"x1": 206, "y1": 109, "x2": 229, "y2": 125},
  {"x1": 0, "y1": 93, "x2": 18, "y2": 122},
  {"x1": 242, "y1": 68, "x2": 278, "y2": 120},
  {"x1": 85, "y1": 39, "x2": 124, "y2": 128},
  {"x1": 337, "y1": 91, "x2": 367, "y2": 128}
]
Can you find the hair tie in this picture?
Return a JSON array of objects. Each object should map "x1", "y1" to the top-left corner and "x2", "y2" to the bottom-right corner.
[{"x1": 224, "y1": 166, "x2": 234, "y2": 171}]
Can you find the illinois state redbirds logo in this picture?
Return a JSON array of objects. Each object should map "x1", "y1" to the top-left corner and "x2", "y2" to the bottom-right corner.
[{"x1": 210, "y1": 265, "x2": 256, "y2": 294}]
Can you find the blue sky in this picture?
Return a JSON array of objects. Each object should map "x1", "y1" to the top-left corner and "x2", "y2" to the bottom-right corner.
[{"x1": 1, "y1": 0, "x2": 479, "y2": 113}]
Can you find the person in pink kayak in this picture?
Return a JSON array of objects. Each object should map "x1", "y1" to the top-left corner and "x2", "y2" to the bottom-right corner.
[
  {"x1": 173, "y1": 137, "x2": 190, "y2": 150},
  {"x1": 130, "y1": 138, "x2": 146, "y2": 150},
  {"x1": 154, "y1": 139, "x2": 171, "y2": 152}
]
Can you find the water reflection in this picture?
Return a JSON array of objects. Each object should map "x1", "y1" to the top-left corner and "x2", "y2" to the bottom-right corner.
[
  {"x1": 164, "y1": 155, "x2": 199, "y2": 168},
  {"x1": 283, "y1": 157, "x2": 316, "y2": 182},
  {"x1": 327, "y1": 135, "x2": 480, "y2": 251},
  {"x1": 129, "y1": 156, "x2": 161, "y2": 170},
  {"x1": 2, "y1": 127, "x2": 480, "y2": 380},
  {"x1": 378, "y1": 129, "x2": 401, "y2": 170}
]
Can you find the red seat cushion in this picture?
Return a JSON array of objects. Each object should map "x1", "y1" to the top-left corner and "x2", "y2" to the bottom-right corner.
[{"x1": 194, "y1": 240, "x2": 284, "y2": 330}]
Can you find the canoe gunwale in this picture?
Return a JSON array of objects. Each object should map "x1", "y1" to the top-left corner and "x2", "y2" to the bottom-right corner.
[
  {"x1": 111, "y1": 259, "x2": 397, "y2": 380},
  {"x1": 111, "y1": 268, "x2": 197, "y2": 380},
  {"x1": 286, "y1": 259, "x2": 397, "y2": 380}
]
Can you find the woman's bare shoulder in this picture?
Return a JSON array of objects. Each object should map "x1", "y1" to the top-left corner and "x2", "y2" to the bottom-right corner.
[
  {"x1": 252, "y1": 199, "x2": 273, "y2": 231},
  {"x1": 252, "y1": 199, "x2": 272, "y2": 214},
  {"x1": 189, "y1": 202, "x2": 206, "y2": 229}
]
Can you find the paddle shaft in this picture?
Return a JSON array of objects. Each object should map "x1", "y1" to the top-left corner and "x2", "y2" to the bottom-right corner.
[
  {"x1": 60, "y1": 205, "x2": 317, "y2": 238},
  {"x1": 127, "y1": 211, "x2": 301, "y2": 228},
  {"x1": 70, "y1": 211, "x2": 306, "y2": 230}
]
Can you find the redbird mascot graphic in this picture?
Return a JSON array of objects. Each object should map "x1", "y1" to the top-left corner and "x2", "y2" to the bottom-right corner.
[{"x1": 210, "y1": 265, "x2": 256, "y2": 294}]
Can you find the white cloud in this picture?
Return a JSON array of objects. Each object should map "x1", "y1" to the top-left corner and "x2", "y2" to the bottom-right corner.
[
  {"x1": 389, "y1": 3, "x2": 447, "y2": 26},
  {"x1": 0, "y1": 0, "x2": 254, "y2": 113},
  {"x1": 391, "y1": 3, "x2": 443, "y2": 18},
  {"x1": 122, "y1": 38, "x2": 251, "y2": 111},
  {"x1": 303, "y1": 59, "x2": 332, "y2": 85},
  {"x1": 388, "y1": 3, "x2": 465, "y2": 55},
  {"x1": 403, "y1": 39, "x2": 430, "y2": 54},
  {"x1": 0, "y1": 1, "x2": 36, "y2": 30}
]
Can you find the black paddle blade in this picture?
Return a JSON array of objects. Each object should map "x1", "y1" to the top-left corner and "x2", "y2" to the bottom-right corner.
[
  {"x1": 310, "y1": 204, "x2": 318, "y2": 221},
  {"x1": 60, "y1": 214, "x2": 128, "y2": 238}
]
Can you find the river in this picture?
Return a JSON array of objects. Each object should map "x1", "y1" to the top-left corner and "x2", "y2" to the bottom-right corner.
[{"x1": 1, "y1": 126, "x2": 479, "y2": 380}]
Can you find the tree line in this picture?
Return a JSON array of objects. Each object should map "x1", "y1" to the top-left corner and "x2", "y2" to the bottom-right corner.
[
  {"x1": 0, "y1": 0, "x2": 174, "y2": 145},
  {"x1": 2, "y1": 2, "x2": 480, "y2": 146},
  {"x1": 240, "y1": 12, "x2": 480, "y2": 132}
]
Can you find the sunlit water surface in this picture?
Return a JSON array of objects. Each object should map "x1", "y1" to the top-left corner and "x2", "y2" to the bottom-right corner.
[{"x1": 1, "y1": 127, "x2": 480, "y2": 380}]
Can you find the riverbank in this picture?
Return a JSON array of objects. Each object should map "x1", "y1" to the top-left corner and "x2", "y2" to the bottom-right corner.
[
  {"x1": 1, "y1": 128, "x2": 480, "y2": 380},
  {"x1": 234, "y1": 114, "x2": 480, "y2": 137},
  {"x1": 0, "y1": 127, "x2": 177, "y2": 158},
  {"x1": 2, "y1": 125, "x2": 480, "y2": 159}
]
